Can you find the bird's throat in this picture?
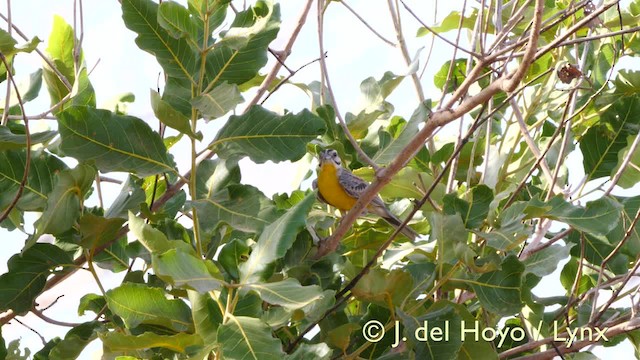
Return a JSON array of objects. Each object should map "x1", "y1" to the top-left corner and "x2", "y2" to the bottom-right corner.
[{"x1": 317, "y1": 163, "x2": 357, "y2": 211}]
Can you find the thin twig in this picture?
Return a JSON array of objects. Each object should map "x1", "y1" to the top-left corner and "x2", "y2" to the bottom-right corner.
[
  {"x1": 0, "y1": 53, "x2": 31, "y2": 224},
  {"x1": 340, "y1": 0, "x2": 395, "y2": 47}
]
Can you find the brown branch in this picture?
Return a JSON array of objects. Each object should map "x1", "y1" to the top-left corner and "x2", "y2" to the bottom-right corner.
[
  {"x1": 316, "y1": 0, "x2": 377, "y2": 169},
  {"x1": 32, "y1": 307, "x2": 82, "y2": 327},
  {"x1": 243, "y1": 0, "x2": 313, "y2": 110},
  {"x1": 316, "y1": 0, "x2": 545, "y2": 257},
  {"x1": 501, "y1": 316, "x2": 640, "y2": 360}
]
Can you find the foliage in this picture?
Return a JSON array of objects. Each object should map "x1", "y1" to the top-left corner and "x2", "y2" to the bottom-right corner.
[{"x1": 1, "y1": 0, "x2": 640, "y2": 359}]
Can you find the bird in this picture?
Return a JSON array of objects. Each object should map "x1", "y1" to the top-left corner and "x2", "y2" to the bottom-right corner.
[{"x1": 312, "y1": 149, "x2": 419, "y2": 241}]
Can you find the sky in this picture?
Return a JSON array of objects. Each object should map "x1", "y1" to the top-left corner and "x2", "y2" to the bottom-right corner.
[{"x1": 0, "y1": 0, "x2": 636, "y2": 358}]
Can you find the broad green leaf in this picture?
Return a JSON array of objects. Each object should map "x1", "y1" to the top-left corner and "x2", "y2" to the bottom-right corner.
[
  {"x1": 352, "y1": 268, "x2": 413, "y2": 308},
  {"x1": 434, "y1": 58, "x2": 468, "y2": 94},
  {"x1": 217, "y1": 315, "x2": 285, "y2": 360},
  {"x1": 42, "y1": 16, "x2": 94, "y2": 110},
  {"x1": 195, "y1": 158, "x2": 241, "y2": 199},
  {"x1": 100, "y1": 331, "x2": 203, "y2": 353},
  {"x1": 48, "y1": 322, "x2": 102, "y2": 360},
  {"x1": 615, "y1": 195, "x2": 640, "y2": 256},
  {"x1": 153, "y1": 248, "x2": 224, "y2": 292},
  {"x1": 77, "y1": 294, "x2": 107, "y2": 317},
  {"x1": 453, "y1": 302, "x2": 499, "y2": 360},
  {"x1": 0, "y1": 69, "x2": 44, "y2": 109},
  {"x1": 150, "y1": 89, "x2": 201, "y2": 140},
  {"x1": 106, "y1": 282, "x2": 193, "y2": 332},
  {"x1": 0, "y1": 29, "x2": 39, "y2": 58},
  {"x1": 188, "y1": 0, "x2": 229, "y2": 36},
  {"x1": 522, "y1": 243, "x2": 572, "y2": 277},
  {"x1": 0, "y1": 126, "x2": 56, "y2": 151},
  {"x1": 443, "y1": 185, "x2": 494, "y2": 229},
  {"x1": 469, "y1": 255, "x2": 524, "y2": 316},
  {"x1": 192, "y1": 184, "x2": 279, "y2": 234},
  {"x1": 204, "y1": 2, "x2": 280, "y2": 87},
  {"x1": 373, "y1": 100, "x2": 431, "y2": 164},
  {"x1": 346, "y1": 71, "x2": 404, "y2": 138},
  {"x1": 211, "y1": 106, "x2": 325, "y2": 163},
  {"x1": 105, "y1": 176, "x2": 146, "y2": 218},
  {"x1": 78, "y1": 214, "x2": 126, "y2": 249},
  {"x1": 477, "y1": 202, "x2": 532, "y2": 251},
  {"x1": 398, "y1": 302, "x2": 463, "y2": 360},
  {"x1": 218, "y1": 238, "x2": 251, "y2": 280},
  {"x1": 0, "y1": 243, "x2": 72, "y2": 314},
  {"x1": 239, "y1": 193, "x2": 315, "y2": 283},
  {"x1": 122, "y1": 0, "x2": 198, "y2": 84},
  {"x1": 128, "y1": 212, "x2": 190, "y2": 254},
  {"x1": 158, "y1": 1, "x2": 200, "y2": 42},
  {"x1": 580, "y1": 95, "x2": 640, "y2": 180},
  {"x1": 57, "y1": 106, "x2": 175, "y2": 177},
  {"x1": 431, "y1": 213, "x2": 474, "y2": 266},
  {"x1": 524, "y1": 196, "x2": 622, "y2": 238},
  {"x1": 93, "y1": 237, "x2": 130, "y2": 273},
  {"x1": 162, "y1": 75, "x2": 193, "y2": 116},
  {"x1": 242, "y1": 278, "x2": 324, "y2": 310},
  {"x1": 191, "y1": 81, "x2": 244, "y2": 120},
  {"x1": 0, "y1": 149, "x2": 68, "y2": 212},
  {"x1": 188, "y1": 290, "x2": 223, "y2": 343},
  {"x1": 35, "y1": 164, "x2": 95, "y2": 237},
  {"x1": 424, "y1": 9, "x2": 478, "y2": 33}
]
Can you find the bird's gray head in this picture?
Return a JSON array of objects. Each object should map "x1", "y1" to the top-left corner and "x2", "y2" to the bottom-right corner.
[{"x1": 319, "y1": 149, "x2": 342, "y2": 167}]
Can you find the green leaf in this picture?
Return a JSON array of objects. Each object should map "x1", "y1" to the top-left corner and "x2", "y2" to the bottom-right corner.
[
  {"x1": 194, "y1": 158, "x2": 241, "y2": 199},
  {"x1": 128, "y1": 212, "x2": 189, "y2": 254},
  {"x1": 211, "y1": 106, "x2": 325, "y2": 163},
  {"x1": 217, "y1": 315, "x2": 285, "y2": 360},
  {"x1": 352, "y1": 268, "x2": 413, "y2": 308},
  {"x1": 42, "y1": 16, "x2": 94, "y2": 110},
  {"x1": 191, "y1": 81, "x2": 244, "y2": 120},
  {"x1": 443, "y1": 185, "x2": 494, "y2": 229},
  {"x1": 580, "y1": 95, "x2": 640, "y2": 180},
  {"x1": 105, "y1": 282, "x2": 193, "y2": 332},
  {"x1": 398, "y1": 302, "x2": 463, "y2": 360},
  {"x1": 192, "y1": 184, "x2": 279, "y2": 234},
  {"x1": 239, "y1": 193, "x2": 315, "y2": 283},
  {"x1": 523, "y1": 243, "x2": 572, "y2": 277},
  {"x1": 434, "y1": 59, "x2": 467, "y2": 94},
  {"x1": 469, "y1": 255, "x2": 524, "y2": 316},
  {"x1": 346, "y1": 71, "x2": 405, "y2": 138},
  {"x1": 105, "y1": 176, "x2": 146, "y2": 219},
  {"x1": 426, "y1": 9, "x2": 478, "y2": 33},
  {"x1": 57, "y1": 106, "x2": 175, "y2": 177},
  {"x1": 153, "y1": 248, "x2": 224, "y2": 292},
  {"x1": 204, "y1": 2, "x2": 280, "y2": 87},
  {"x1": 100, "y1": 331, "x2": 203, "y2": 353},
  {"x1": 373, "y1": 100, "x2": 431, "y2": 164},
  {"x1": 0, "y1": 126, "x2": 56, "y2": 151},
  {"x1": 524, "y1": 196, "x2": 622, "y2": 238},
  {"x1": 0, "y1": 149, "x2": 68, "y2": 212},
  {"x1": 78, "y1": 214, "x2": 126, "y2": 249},
  {"x1": 0, "y1": 69, "x2": 44, "y2": 109},
  {"x1": 242, "y1": 278, "x2": 324, "y2": 310},
  {"x1": 218, "y1": 238, "x2": 251, "y2": 280},
  {"x1": 35, "y1": 164, "x2": 96, "y2": 237},
  {"x1": 150, "y1": 89, "x2": 202, "y2": 140},
  {"x1": 0, "y1": 243, "x2": 72, "y2": 314},
  {"x1": 158, "y1": 0, "x2": 200, "y2": 41},
  {"x1": 48, "y1": 321, "x2": 102, "y2": 360},
  {"x1": 0, "y1": 29, "x2": 39, "y2": 58},
  {"x1": 122, "y1": 0, "x2": 198, "y2": 84},
  {"x1": 188, "y1": 290, "x2": 223, "y2": 343}
]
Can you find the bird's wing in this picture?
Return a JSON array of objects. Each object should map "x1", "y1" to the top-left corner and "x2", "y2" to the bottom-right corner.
[{"x1": 338, "y1": 169, "x2": 386, "y2": 208}]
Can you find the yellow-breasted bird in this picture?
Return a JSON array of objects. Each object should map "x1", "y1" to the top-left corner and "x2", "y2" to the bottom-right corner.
[{"x1": 312, "y1": 149, "x2": 419, "y2": 241}]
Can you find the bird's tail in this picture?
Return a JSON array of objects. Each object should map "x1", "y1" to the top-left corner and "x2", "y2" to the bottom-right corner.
[{"x1": 380, "y1": 212, "x2": 419, "y2": 241}]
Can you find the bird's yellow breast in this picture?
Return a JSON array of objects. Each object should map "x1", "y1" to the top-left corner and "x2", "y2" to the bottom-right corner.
[{"x1": 317, "y1": 162, "x2": 357, "y2": 211}]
